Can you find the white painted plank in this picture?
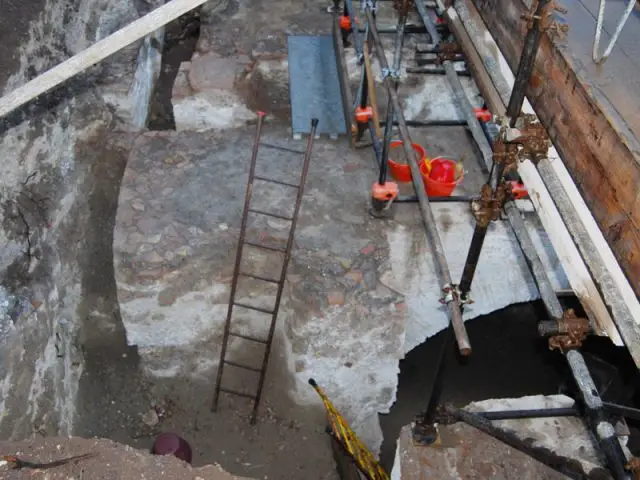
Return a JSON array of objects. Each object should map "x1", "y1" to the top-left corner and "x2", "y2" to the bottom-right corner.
[
  {"x1": 518, "y1": 160, "x2": 623, "y2": 344},
  {"x1": 0, "y1": 0, "x2": 209, "y2": 119}
]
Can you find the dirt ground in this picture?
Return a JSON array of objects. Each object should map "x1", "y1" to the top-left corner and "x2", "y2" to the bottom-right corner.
[{"x1": 0, "y1": 436, "x2": 251, "y2": 479}]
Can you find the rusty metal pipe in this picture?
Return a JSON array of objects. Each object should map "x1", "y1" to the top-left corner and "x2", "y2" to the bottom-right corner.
[
  {"x1": 212, "y1": 112, "x2": 266, "y2": 413},
  {"x1": 366, "y1": 8, "x2": 471, "y2": 355}
]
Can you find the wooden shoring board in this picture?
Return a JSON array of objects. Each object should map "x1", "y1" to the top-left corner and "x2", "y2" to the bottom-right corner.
[{"x1": 0, "y1": 0, "x2": 209, "y2": 119}]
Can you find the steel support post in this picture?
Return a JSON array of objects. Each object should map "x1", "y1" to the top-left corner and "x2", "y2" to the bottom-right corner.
[
  {"x1": 379, "y1": 13, "x2": 407, "y2": 184},
  {"x1": 367, "y1": 8, "x2": 471, "y2": 356},
  {"x1": 505, "y1": 0, "x2": 550, "y2": 125}
]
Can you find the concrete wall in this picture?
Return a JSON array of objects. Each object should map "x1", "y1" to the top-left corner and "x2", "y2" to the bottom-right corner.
[{"x1": 0, "y1": 0, "x2": 163, "y2": 439}]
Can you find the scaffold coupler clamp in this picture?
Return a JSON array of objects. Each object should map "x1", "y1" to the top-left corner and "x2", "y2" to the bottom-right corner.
[
  {"x1": 361, "y1": 0, "x2": 377, "y2": 13},
  {"x1": 439, "y1": 283, "x2": 470, "y2": 305},
  {"x1": 382, "y1": 67, "x2": 400, "y2": 82},
  {"x1": 540, "y1": 309, "x2": 591, "y2": 353}
]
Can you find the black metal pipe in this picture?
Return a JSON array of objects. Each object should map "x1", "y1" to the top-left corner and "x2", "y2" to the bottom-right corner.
[
  {"x1": 406, "y1": 67, "x2": 472, "y2": 76},
  {"x1": 423, "y1": 323, "x2": 455, "y2": 425},
  {"x1": 380, "y1": 119, "x2": 467, "y2": 127},
  {"x1": 565, "y1": 349, "x2": 629, "y2": 479},
  {"x1": 415, "y1": 54, "x2": 466, "y2": 65},
  {"x1": 379, "y1": 102, "x2": 394, "y2": 185},
  {"x1": 443, "y1": 405, "x2": 591, "y2": 479},
  {"x1": 365, "y1": 6, "x2": 471, "y2": 356},
  {"x1": 415, "y1": 45, "x2": 462, "y2": 54},
  {"x1": 395, "y1": 194, "x2": 478, "y2": 203},
  {"x1": 367, "y1": 8, "x2": 471, "y2": 355},
  {"x1": 477, "y1": 407, "x2": 579, "y2": 420},
  {"x1": 344, "y1": 0, "x2": 364, "y2": 60},
  {"x1": 458, "y1": 225, "x2": 489, "y2": 300},
  {"x1": 603, "y1": 402, "x2": 640, "y2": 422},
  {"x1": 356, "y1": 60, "x2": 370, "y2": 142},
  {"x1": 505, "y1": 202, "x2": 565, "y2": 320},
  {"x1": 506, "y1": 0, "x2": 550, "y2": 124},
  {"x1": 358, "y1": 24, "x2": 438, "y2": 34},
  {"x1": 378, "y1": 14, "x2": 407, "y2": 186}
]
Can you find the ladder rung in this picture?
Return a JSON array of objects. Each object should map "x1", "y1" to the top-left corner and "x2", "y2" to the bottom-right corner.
[
  {"x1": 218, "y1": 386, "x2": 257, "y2": 400},
  {"x1": 244, "y1": 241, "x2": 286, "y2": 253},
  {"x1": 239, "y1": 272, "x2": 280, "y2": 284},
  {"x1": 248, "y1": 208, "x2": 293, "y2": 221},
  {"x1": 234, "y1": 301, "x2": 274, "y2": 315},
  {"x1": 254, "y1": 175, "x2": 300, "y2": 189},
  {"x1": 229, "y1": 330, "x2": 268, "y2": 344},
  {"x1": 223, "y1": 359, "x2": 261, "y2": 372}
]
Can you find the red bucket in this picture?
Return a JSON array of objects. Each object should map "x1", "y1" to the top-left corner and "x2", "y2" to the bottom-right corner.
[
  {"x1": 419, "y1": 157, "x2": 464, "y2": 197},
  {"x1": 387, "y1": 141, "x2": 427, "y2": 182}
]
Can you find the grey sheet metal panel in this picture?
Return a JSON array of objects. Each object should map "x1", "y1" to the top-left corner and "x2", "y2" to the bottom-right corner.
[{"x1": 288, "y1": 35, "x2": 348, "y2": 136}]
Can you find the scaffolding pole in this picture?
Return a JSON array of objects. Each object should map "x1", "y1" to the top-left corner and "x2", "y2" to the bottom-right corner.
[{"x1": 365, "y1": 7, "x2": 472, "y2": 356}]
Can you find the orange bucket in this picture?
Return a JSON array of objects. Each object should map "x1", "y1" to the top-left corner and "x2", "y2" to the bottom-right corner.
[
  {"x1": 419, "y1": 157, "x2": 464, "y2": 197},
  {"x1": 387, "y1": 141, "x2": 427, "y2": 182}
]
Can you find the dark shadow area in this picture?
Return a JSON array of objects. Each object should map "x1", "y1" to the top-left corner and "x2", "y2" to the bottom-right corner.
[
  {"x1": 379, "y1": 298, "x2": 640, "y2": 473},
  {"x1": 72, "y1": 129, "x2": 151, "y2": 440},
  {"x1": 147, "y1": 9, "x2": 201, "y2": 130}
]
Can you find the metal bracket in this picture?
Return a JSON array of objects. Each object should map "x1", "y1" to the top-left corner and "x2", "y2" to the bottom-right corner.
[
  {"x1": 436, "y1": 41, "x2": 461, "y2": 62},
  {"x1": 439, "y1": 283, "x2": 459, "y2": 304},
  {"x1": 521, "y1": 0, "x2": 569, "y2": 39},
  {"x1": 471, "y1": 183, "x2": 509, "y2": 228},
  {"x1": 493, "y1": 114, "x2": 550, "y2": 169},
  {"x1": 360, "y1": 0, "x2": 377, "y2": 12},
  {"x1": 593, "y1": 0, "x2": 635, "y2": 64},
  {"x1": 545, "y1": 309, "x2": 591, "y2": 352},
  {"x1": 382, "y1": 67, "x2": 400, "y2": 80}
]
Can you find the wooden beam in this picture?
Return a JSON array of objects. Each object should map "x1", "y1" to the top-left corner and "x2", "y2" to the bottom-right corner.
[
  {"x1": 0, "y1": 0, "x2": 209, "y2": 119},
  {"x1": 449, "y1": 2, "x2": 640, "y2": 363}
]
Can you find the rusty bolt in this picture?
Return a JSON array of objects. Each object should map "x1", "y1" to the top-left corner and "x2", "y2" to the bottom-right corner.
[
  {"x1": 626, "y1": 457, "x2": 640, "y2": 479},
  {"x1": 471, "y1": 182, "x2": 509, "y2": 228},
  {"x1": 547, "y1": 309, "x2": 591, "y2": 352}
]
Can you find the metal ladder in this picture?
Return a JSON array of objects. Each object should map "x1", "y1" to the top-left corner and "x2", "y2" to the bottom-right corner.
[{"x1": 212, "y1": 114, "x2": 319, "y2": 424}]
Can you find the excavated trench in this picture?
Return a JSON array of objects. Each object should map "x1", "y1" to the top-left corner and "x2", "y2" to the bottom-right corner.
[
  {"x1": 380, "y1": 298, "x2": 640, "y2": 473},
  {"x1": 3, "y1": 2, "x2": 640, "y2": 479}
]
